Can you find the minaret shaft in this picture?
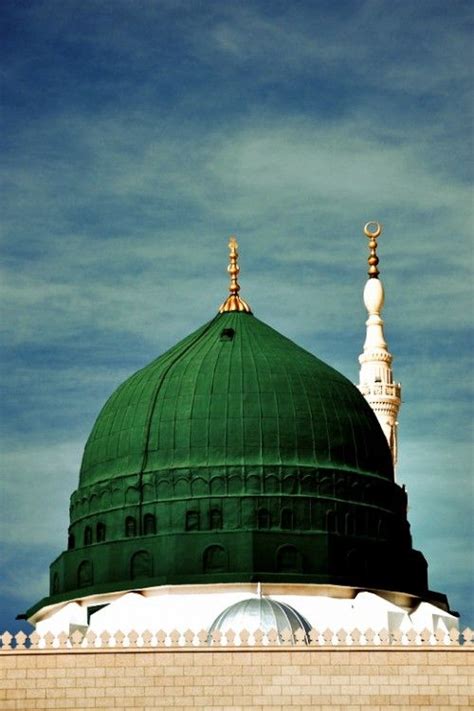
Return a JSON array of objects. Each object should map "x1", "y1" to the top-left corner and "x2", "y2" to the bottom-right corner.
[{"x1": 357, "y1": 223, "x2": 401, "y2": 470}]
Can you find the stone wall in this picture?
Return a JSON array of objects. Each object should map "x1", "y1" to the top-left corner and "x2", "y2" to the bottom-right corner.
[{"x1": 1, "y1": 646, "x2": 472, "y2": 711}]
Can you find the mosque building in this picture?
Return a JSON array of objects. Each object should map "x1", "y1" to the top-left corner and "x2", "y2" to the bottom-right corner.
[{"x1": 24, "y1": 224, "x2": 457, "y2": 639}]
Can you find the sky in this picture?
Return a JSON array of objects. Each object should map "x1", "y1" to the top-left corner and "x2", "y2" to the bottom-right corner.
[{"x1": 1, "y1": 0, "x2": 472, "y2": 633}]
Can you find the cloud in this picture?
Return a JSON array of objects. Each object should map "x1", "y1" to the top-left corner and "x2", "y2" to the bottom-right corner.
[
  {"x1": 399, "y1": 437, "x2": 474, "y2": 622},
  {"x1": 2, "y1": 110, "x2": 471, "y2": 369},
  {"x1": 0, "y1": 442, "x2": 82, "y2": 548}
]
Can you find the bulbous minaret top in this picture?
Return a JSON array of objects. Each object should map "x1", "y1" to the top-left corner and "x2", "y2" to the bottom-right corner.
[{"x1": 358, "y1": 222, "x2": 401, "y2": 470}]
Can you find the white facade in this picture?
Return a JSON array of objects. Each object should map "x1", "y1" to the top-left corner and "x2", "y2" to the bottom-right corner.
[{"x1": 32, "y1": 584, "x2": 458, "y2": 640}]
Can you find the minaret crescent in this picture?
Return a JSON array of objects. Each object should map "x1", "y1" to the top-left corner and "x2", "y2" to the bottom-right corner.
[{"x1": 357, "y1": 222, "x2": 401, "y2": 472}]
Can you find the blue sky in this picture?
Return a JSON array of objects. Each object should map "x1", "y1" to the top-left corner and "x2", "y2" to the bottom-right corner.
[{"x1": 1, "y1": 0, "x2": 472, "y2": 632}]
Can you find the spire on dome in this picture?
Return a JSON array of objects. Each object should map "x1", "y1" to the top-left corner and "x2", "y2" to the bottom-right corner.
[
  {"x1": 218, "y1": 236, "x2": 252, "y2": 314},
  {"x1": 357, "y1": 222, "x2": 401, "y2": 471}
]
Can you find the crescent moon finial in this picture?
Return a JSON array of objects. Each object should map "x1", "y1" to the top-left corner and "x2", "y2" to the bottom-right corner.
[{"x1": 363, "y1": 221, "x2": 383, "y2": 278}]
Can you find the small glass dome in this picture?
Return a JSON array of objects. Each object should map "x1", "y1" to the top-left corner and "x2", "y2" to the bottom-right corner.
[{"x1": 209, "y1": 597, "x2": 311, "y2": 644}]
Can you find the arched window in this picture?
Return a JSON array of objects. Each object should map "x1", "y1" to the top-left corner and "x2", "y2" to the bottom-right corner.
[
  {"x1": 203, "y1": 545, "x2": 226, "y2": 573},
  {"x1": 276, "y1": 545, "x2": 302, "y2": 573},
  {"x1": 83, "y1": 526, "x2": 92, "y2": 546},
  {"x1": 68, "y1": 532, "x2": 75, "y2": 550},
  {"x1": 186, "y1": 511, "x2": 199, "y2": 531},
  {"x1": 130, "y1": 550, "x2": 152, "y2": 580},
  {"x1": 125, "y1": 516, "x2": 137, "y2": 538},
  {"x1": 209, "y1": 509, "x2": 222, "y2": 530},
  {"x1": 144, "y1": 513, "x2": 156, "y2": 535},
  {"x1": 77, "y1": 560, "x2": 93, "y2": 588},
  {"x1": 257, "y1": 508, "x2": 271, "y2": 529},
  {"x1": 96, "y1": 522, "x2": 106, "y2": 542},
  {"x1": 281, "y1": 508, "x2": 294, "y2": 529},
  {"x1": 326, "y1": 510, "x2": 337, "y2": 533}
]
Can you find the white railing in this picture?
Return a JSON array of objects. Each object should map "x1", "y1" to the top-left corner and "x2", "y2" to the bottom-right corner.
[{"x1": 0, "y1": 626, "x2": 472, "y2": 650}]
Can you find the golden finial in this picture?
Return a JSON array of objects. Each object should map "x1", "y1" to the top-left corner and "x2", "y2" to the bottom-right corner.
[
  {"x1": 218, "y1": 236, "x2": 252, "y2": 313},
  {"x1": 364, "y1": 221, "x2": 383, "y2": 278}
]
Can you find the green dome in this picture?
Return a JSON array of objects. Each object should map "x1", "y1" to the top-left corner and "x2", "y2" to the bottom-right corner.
[
  {"x1": 29, "y1": 309, "x2": 433, "y2": 618},
  {"x1": 80, "y1": 311, "x2": 393, "y2": 487}
]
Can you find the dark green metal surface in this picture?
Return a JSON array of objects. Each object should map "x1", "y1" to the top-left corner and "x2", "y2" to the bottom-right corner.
[
  {"x1": 28, "y1": 311, "x2": 436, "y2": 618},
  {"x1": 80, "y1": 311, "x2": 393, "y2": 485}
]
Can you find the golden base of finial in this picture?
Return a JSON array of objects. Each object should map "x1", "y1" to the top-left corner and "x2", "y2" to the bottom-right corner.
[{"x1": 218, "y1": 295, "x2": 252, "y2": 314}]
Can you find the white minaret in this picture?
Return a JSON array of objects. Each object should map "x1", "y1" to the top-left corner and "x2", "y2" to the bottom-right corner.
[{"x1": 357, "y1": 222, "x2": 401, "y2": 470}]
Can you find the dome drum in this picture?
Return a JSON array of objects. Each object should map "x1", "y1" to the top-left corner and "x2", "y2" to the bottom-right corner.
[{"x1": 35, "y1": 522, "x2": 430, "y2": 618}]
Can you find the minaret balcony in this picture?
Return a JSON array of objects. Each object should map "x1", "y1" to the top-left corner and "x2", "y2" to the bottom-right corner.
[{"x1": 358, "y1": 383, "x2": 401, "y2": 399}]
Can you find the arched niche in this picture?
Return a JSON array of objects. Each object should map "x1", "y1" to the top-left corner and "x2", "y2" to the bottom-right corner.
[
  {"x1": 52, "y1": 572, "x2": 60, "y2": 594},
  {"x1": 125, "y1": 487, "x2": 139, "y2": 505},
  {"x1": 345, "y1": 512, "x2": 356, "y2": 536},
  {"x1": 203, "y1": 545, "x2": 227, "y2": 573},
  {"x1": 112, "y1": 488, "x2": 122, "y2": 507},
  {"x1": 281, "y1": 508, "x2": 294, "y2": 529},
  {"x1": 377, "y1": 518, "x2": 388, "y2": 539},
  {"x1": 257, "y1": 508, "x2": 271, "y2": 529},
  {"x1": 350, "y1": 481, "x2": 361, "y2": 501},
  {"x1": 186, "y1": 511, "x2": 199, "y2": 531},
  {"x1": 363, "y1": 482, "x2": 372, "y2": 503},
  {"x1": 276, "y1": 545, "x2": 302, "y2": 573},
  {"x1": 157, "y1": 480, "x2": 171, "y2": 499},
  {"x1": 174, "y1": 478, "x2": 189, "y2": 497},
  {"x1": 326, "y1": 510, "x2": 338, "y2": 533},
  {"x1": 301, "y1": 475, "x2": 314, "y2": 494},
  {"x1": 125, "y1": 516, "x2": 137, "y2": 538},
  {"x1": 96, "y1": 522, "x2": 106, "y2": 542},
  {"x1": 228, "y1": 476, "x2": 242, "y2": 494},
  {"x1": 319, "y1": 476, "x2": 333, "y2": 497},
  {"x1": 346, "y1": 548, "x2": 365, "y2": 575},
  {"x1": 246, "y1": 475, "x2": 261, "y2": 494},
  {"x1": 209, "y1": 509, "x2": 222, "y2": 530},
  {"x1": 77, "y1": 560, "x2": 93, "y2": 588},
  {"x1": 210, "y1": 477, "x2": 225, "y2": 495},
  {"x1": 264, "y1": 475, "x2": 279, "y2": 494},
  {"x1": 83, "y1": 526, "x2": 92, "y2": 546},
  {"x1": 143, "y1": 513, "x2": 156, "y2": 535},
  {"x1": 142, "y1": 483, "x2": 155, "y2": 502},
  {"x1": 130, "y1": 550, "x2": 153, "y2": 580},
  {"x1": 192, "y1": 478, "x2": 208, "y2": 497},
  {"x1": 282, "y1": 476, "x2": 297, "y2": 494},
  {"x1": 99, "y1": 489, "x2": 110, "y2": 510}
]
